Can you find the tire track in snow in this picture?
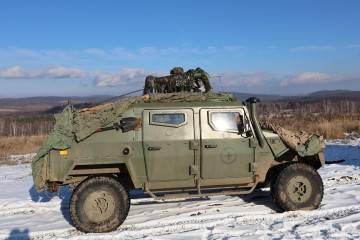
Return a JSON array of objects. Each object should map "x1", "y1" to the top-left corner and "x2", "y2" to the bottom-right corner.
[
  {"x1": 121, "y1": 205, "x2": 360, "y2": 230},
  {"x1": 27, "y1": 178, "x2": 360, "y2": 239},
  {"x1": 0, "y1": 201, "x2": 66, "y2": 216},
  {"x1": 39, "y1": 204, "x2": 360, "y2": 240}
]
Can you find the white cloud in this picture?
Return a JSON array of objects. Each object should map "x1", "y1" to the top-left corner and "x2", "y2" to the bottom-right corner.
[
  {"x1": 2, "y1": 65, "x2": 360, "y2": 94},
  {"x1": 223, "y1": 46, "x2": 245, "y2": 52},
  {"x1": 92, "y1": 68, "x2": 165, "y2": 87},
  {"x1": 42, "y1": 66, "x2": 87, "y2": 78},
  {"x1": 0, "y1": 66, "x2": 273, "y2": 89},
  {"x1": 138, "y1": 46, "x2": 203, "y2": 55},
  {"x1": 158, "y1": 47, "x2": 200, "y2": 55},
  {"x1": 0, "y1": 66, "x2": 86, "y2": 79},
  {"x1": 0, "y1": 66, "x2": 165, "y2": 87},
  {"x1": 291, "y1": 46, "x2": 336, "y2": 52},
  {"x1": 159, "y1": 47, "x2": 182, "y2": 55},
  {"x1": 0, "y1": 66, "x2": 29, "y2": 78},
  {"x1": 83, "y1": 48, "x2": 107, "y2": 57},
  {"x1": 111, "y1": 48, "x2": 137, "y2": 59},
  {"x1": 281, "y1": 72, "x2": 360, "y2": 86},
  {"x1": 138, "y1": 47, "x2": 157, "y2": 55},
  {"x1": 15, "y1": 48, "x2": 41, "y2": 58},
  {"x1": 346, "y1": 44, "x2": 360, "y2": 48}
]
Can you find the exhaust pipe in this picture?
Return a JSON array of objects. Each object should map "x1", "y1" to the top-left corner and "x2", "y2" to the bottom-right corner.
[{"x1": 246, "y1": 97, "x2": 265, "y2": 148}]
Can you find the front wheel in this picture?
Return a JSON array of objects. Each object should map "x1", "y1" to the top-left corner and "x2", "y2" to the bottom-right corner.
[
  {"x1": 272, "y1": 163, "x2": 323, "y2": 211},
  {"x1": 69, "y1": 175, "x2": 130, "y2": 233}
]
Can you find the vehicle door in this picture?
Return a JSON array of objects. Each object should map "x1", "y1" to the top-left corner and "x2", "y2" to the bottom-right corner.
[
  {"x1": 143, "y1": 109, "x2": 195, "y2": 181},
  {"x1": 200, "y1": 108, "x2": 255, "y2": 179}
]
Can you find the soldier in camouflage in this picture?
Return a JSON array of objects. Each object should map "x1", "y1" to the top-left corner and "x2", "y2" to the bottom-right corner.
[{"x1": 143, "y1": 67, "x2": 212, "y2": 94}]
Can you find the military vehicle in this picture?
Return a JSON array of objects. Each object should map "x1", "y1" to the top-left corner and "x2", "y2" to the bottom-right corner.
[{"x1": 32, "y1": 92, "x2": 325, "y2": 233}]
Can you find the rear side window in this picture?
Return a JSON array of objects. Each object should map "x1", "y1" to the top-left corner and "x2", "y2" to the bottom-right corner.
[{"x1": 150, "y1": 113, "x2": 186, "y2": 127}]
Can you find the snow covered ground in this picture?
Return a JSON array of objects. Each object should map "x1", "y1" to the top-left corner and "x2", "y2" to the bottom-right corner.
[{"x1": 1, "y1": 139, "x2": 360, "y2": 240}]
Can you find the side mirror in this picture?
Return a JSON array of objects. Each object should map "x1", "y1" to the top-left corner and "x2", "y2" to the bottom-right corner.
[
  {"x1": 238, "y1": 124, "x2": 245, "y2": 134},
  {"x1": 246, "y1": 130, "x2": 253, "y2": 137},
  {"x1": 120, "y1": 117, "x2": 142, "y2": 132}
]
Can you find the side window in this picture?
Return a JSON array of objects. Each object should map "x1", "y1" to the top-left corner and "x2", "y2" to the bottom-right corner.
[
  {"x1": 150, "y1": 113, "x2": 186, "y2": 127},
  {"x1": 209, "y1": 112, "x2": 244, "y2": 133}
]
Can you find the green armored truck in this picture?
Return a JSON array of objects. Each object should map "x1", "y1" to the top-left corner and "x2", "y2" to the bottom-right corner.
[{"x1": 32, "y1": 92, "x2": 325, "y2": 233}]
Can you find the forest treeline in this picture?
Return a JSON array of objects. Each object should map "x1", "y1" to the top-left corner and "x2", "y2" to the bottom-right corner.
[
  {"x1": 1, "y1": 99, "x2": 360, "y2": 159},
  {"x1": 258, "y1": 99, "x2": 360, "y2": 117},
  {"x1": 0, "y1": 114, "x2": 54, "y2": 137},
  {"x1": 259, "y1": 100, "x2": 360, "y2": 139},
  {"x1": 0, "y1": 99, "x2": 360, "y2": 139}
]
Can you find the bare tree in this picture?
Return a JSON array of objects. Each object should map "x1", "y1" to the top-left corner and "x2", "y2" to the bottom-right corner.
[
  {"x1": 10, "y1": 121, "x2": 18, "y2": 136},
  {"x1": 0, "y1": 118, "x2": 5, "y2": 136}
]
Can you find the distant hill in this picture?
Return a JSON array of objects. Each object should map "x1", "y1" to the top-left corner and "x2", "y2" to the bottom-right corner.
[
  {"x1": 308, "y1": 90, "x2": 351, "y2": 97},
  {"x1": 228, "y1": 92, "x2": 283, "y2": 102},
  {"x1": 279, "y1": 90, "x2": 360, "y2": 103},
  {"x1": 0, "y1": 95, "x2": 114, "y2": 114},
  {"x1": 232, "y1": 90, "x2": 360, "y2": 103},
  {"x1": 1, "y1": 90, "x2": 360, "y2": 115}
]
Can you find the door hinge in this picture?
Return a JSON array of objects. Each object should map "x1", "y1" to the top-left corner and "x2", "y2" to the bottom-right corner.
[
  {"x1": 249, "y1": 138, "x2": 258, "y2": 148},
  {"x1": 189, "y1": 140, "x2": 199, "y2": 150},
  {"x1": 249, "y1": 162, "x2": 257, "y2": 172},
  {"x1": 190, "y1": 165, "x2": 199, "y2": 175}
]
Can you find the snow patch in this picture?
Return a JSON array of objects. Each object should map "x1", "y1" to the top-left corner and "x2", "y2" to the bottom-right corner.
[{"x1": 1, "y1": 140, "x2": 360, "y2": 239}]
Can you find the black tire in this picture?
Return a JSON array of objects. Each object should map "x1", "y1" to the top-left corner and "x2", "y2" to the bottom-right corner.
[
  {"x1": 273, "y1": 163, "x2": 323, "y2": 211},
  {"x1": 69, "y1": 175, "x2": 130, "y2": 233},
  {"x1": 270, "y1": 176, "x2": 277, "y2": 200},
  {"x1": 270, "y1": 164, "x2": 287, "y2": 200}
]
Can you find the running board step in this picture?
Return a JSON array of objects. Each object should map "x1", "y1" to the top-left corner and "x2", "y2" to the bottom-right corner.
[
  {"x1": 163, "y1": 193, "x2": 190, "y2": 199},
  {"x1": 144, "y1": 176, "x2": 259, "y2": 200}
]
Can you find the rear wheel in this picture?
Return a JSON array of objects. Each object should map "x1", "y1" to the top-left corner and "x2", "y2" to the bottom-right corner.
[
  {"x1": 69, "y1": 175, "x2": 130, "y2": 233},
  {"x1": 272, "y1": 163, "x2": 323, "y2": 211}
]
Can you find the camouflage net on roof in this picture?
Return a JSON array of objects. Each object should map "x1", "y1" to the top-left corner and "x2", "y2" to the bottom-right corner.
[
  {"x1": 260, "y1": 121, "x2": 325, "y2": 157},
  {"x1": 32, "y1": 92, "x2": 238, "y2": 191}
]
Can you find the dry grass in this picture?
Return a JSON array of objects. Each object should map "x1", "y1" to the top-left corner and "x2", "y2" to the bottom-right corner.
[
  {"x1": 0, "y1": 135, "x2": 47, "y2": 165},
  {"x1": 262, "y1": 114, "x2": 360, "y2": 139},
  {"x1": 0, "y1": 113, "x2": 359, "y2": 165}
]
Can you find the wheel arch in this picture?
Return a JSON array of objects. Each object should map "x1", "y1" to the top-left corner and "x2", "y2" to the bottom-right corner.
[
  {"x1": 58, "y1": 163, "x2": 137, "y2": 191},
  {"x1": 264, "y1": 150, "x2": 324, "y2": 185}
]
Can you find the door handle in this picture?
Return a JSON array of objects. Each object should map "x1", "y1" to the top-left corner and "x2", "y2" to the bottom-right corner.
[
  {"x1": 205, "y1": 144, "x2": 217, "y2": 148},
  {"x1": 148, "y1": 147, "x2": 161, "y2": 151}
]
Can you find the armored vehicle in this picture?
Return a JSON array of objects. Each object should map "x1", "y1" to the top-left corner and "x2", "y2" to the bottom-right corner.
[{"x1": 32, "y1": 92, "x2": 325, "y2": 233}]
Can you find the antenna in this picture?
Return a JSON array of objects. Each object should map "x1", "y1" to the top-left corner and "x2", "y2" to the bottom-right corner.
[
  {"x1": 89, "y1": 88, "x2": 144, "y2": 108},
  {"x1": 209, "y1": 75, "x2": 224, "y2": 92}
]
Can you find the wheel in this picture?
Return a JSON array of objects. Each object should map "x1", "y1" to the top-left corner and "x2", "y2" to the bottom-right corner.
[
  {"x1": 273, "y1": 163, "x2": 323, "y2": 211},
  {"x1": 69, "y1": 175, "x2": 130, "y2": 233}
]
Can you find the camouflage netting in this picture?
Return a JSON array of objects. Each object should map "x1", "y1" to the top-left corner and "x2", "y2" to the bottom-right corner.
[
  {"x1": 32, "y1": 104, "x2": 77, "y2": 192},
  {"x1": 260, "y1": 121, "x2": 325, "y2": 157},
  {"x1": 32, "y1": 92, "x2": 238, "y2": 191}
]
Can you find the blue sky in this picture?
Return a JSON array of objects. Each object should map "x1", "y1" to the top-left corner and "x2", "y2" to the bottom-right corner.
[{"x1": 0, "y1": 0, "x2": 359, "y2": 97}]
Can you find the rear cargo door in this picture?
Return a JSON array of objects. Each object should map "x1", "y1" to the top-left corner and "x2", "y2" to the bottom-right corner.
[
  {"x1": 200, "y1": 108, "x2": 254, "y2": 179},
  {"x1": 143, "y1": 109, "x2": 195, "y2": 181}
]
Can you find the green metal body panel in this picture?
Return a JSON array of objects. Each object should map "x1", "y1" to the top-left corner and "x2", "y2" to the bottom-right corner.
[
  {"x1": 262, "y1": 130, "x2": 289, "y2": 157},
  {"x1": 142, "y1": 109, "x2": 195, "y2": 182},
  {"x1": 46, "y1": 100, "x2": 324, "y2": 193},
  {"x1": 199, "y1": 107, "x2": 254, "y2": 180}
]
